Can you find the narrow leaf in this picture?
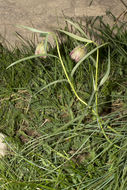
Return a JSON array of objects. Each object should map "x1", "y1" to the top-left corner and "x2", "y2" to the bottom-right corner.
[
  {"x1": 16, "y1": 25, "x2": 50, "y2": 34},
  {"x1": 65, "y1": 19, "x2": 88, "y2": 38},
  {"x1": 6, "y1": 54, "x2": 58, "y2": 69},
  {"x1": 92, "y1": 72, "x2": 96, "y2": 92},
  {"x1": 57, "y1": 29, "x2": 92, "y2": 43},
  {"x1": 44, "y1": 33, "x2": 49, "y2": 53},
  {"x1": 99, "y1": 47, "x2": 110, "y2": 87},
  {"x1": 71, "y1": 43, "x2": 108, "y2": 77},
  {"x1": 34, "y1": 79, "x2": 68, "y2": 95}
]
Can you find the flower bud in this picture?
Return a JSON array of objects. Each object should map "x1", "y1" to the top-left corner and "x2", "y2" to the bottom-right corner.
[
  {"x1": 70, "y1": 45, "x2": 86, "y2": 62},
  {"x1": 0, "y1": 133, "x2": 7, "y2": 157},
  {"x1": 35, "y1": 41, "x2": 47, "y2": 58}
]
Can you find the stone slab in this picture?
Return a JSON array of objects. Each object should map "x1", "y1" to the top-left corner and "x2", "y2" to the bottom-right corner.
[{"x1": 0, "y1": 0, "x2": 126, "y2": 45}]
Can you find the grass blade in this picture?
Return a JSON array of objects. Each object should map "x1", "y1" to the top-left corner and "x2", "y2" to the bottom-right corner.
[
  {"x1": 99, "y1": 46, "x2": 110, "y2": 87},
  {"x1": 34, "y1": 79, "x2": 68, "y2": 95},
  {"x1": 57, "y1": 29, "x2": 92, "y2": 43},
  {"x1": 16, "y1": 25, "x2": 50, "y2": 35},
  {"x1": 65, "y1": 19, "x2": 88, "y2": 38},
  {"x1": 6, "y1": 54, "x2": 58, "y2": 69},
  {"x1": 71, "y1": 43, "x2": 108, "y2": 77}
]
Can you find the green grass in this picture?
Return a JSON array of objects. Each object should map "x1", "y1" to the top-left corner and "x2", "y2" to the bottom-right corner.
[{"x1": 0, "y1": 12, "x2": 127, "y2": 190}]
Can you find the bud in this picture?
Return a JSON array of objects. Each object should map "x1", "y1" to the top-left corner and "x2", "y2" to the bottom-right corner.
[
  {"x1": 0, "y1": 133, "x2": 7, "y2": 157},
  {"x1": 70, "y1": 45, "x2": 86, "y2": 62},
  {"x1": 35, "y1": 41, "x2": 47, "y2": 58}
]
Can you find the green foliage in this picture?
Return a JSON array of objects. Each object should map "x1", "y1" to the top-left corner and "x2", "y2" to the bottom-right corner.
[{"x1": 0, "y1": 12, "x2": 127, "y2": 189}]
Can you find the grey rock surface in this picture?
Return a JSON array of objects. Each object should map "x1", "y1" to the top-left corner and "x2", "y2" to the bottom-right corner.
[{"x1": 0, "y1": 0, "x2": 126, "y2": 44}]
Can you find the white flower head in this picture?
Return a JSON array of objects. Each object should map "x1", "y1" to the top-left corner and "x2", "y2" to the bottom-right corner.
[
  {"x1": 35, "y1": 40, "x2": 48, "y2": 58},
  {"x1": 0, "y1": 133, "x2": 7, "y2": 158},
  {"x1": 70, "y1": 45, "x2": 86, "y2": 62}
]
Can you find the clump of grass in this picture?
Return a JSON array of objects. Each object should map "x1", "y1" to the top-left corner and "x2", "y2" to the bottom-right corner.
[{"x1": 0, "y1": 12, "x2": 127, "y2": 189}]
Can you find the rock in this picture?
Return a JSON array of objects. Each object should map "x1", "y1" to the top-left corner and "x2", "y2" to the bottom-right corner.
[{"x1": 0, "y1": 0, "x2": 126, "y2": 45}]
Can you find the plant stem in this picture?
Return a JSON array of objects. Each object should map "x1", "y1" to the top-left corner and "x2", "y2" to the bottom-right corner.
[{"x1": 53, "y1": 32, "x2": 119, "y2": 148}]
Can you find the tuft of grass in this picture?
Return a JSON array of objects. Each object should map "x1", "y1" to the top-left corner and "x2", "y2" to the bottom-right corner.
[{"x1": 0, "y1": 12, "x2": 127, "y2": 189}]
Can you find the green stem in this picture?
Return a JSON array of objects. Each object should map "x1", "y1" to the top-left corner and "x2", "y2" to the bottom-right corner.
[
  {"x1": 95, "y1": 46, "x2": 99, "y2": 114},
  {"x1": 52, "y1": 32, "x2": 119, "y2": 149},
  {"x1": 53, "y1": 33, "x2": 88, "y2": 107},
  {"x1": 92, "y1": 42, "x2": 99, "y2": 114}
]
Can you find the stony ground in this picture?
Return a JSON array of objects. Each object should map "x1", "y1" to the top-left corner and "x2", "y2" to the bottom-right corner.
[{"x1": 0, "y1": 0, "x2": 126, "y2": 45}]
